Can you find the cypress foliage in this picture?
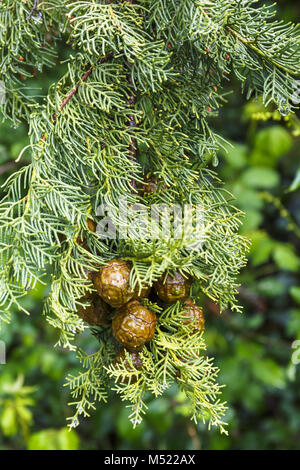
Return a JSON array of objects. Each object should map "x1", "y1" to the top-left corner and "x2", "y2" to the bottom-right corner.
[{"x1": 0, "y1": 0, "x2": 299, "y2": 432}]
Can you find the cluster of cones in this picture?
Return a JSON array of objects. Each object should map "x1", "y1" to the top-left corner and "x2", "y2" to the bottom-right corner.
[
  {"x1": 77, "y1": 175, "x2": 204, "y2": 379},
  {"x1": 78, "y1": 259, "x2": 205, "y2": 381}
]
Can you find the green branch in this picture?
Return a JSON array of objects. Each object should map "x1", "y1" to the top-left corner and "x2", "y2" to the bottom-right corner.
[{"x1": 227, "y1": 26, "x2": 300, "y2": 78}]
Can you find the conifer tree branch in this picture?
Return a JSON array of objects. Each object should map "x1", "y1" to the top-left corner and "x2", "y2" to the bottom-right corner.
[
  {"x1": 0, "y1": 0, "x2": 298, "y2": 432},
  {"x1": 226, "y1": 26, "x2": 300, "y2": 78}
]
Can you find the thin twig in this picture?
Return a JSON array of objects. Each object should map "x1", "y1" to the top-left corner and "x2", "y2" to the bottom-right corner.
[
  {"x1": 52, "y1": 53, "x2": 114, "y2": 121},
  {"x1": 27, "y1": 0, "x2": 39, "y2": 21}
]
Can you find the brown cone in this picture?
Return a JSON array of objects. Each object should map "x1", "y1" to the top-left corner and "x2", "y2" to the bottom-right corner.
[
  {"x1": 93, "y1": 259, "x2": 134, "y2": 308},
  {"x1": 154, "y1": 271, "x2": 192, "y2": 303},
  {"x1": 78, "y1": 294, "x2": 111, "y2": 326},
  {"x1": 182, "y1": 298, "x2": 205, "y2": 332},
  {"x1": 112, "y1": 300, "x2": 157, "y2": 350}
]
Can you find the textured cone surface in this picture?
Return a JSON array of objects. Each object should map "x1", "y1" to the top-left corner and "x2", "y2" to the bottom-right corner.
[
  {"x1": 78, "y1": 295, "x2": 111, "y2": 326},
  {"x1": 183, "y1": 298, "x2": 205, "y2": 332},
  {"x1": 114, "y1": 348, "x2": 143, "y2": 383},
  {"x1": 154, "y1": 271, "x2": 192, "y2": 303},
  {"x1": 93, "y1": 259, "x2": 134, "y2": 308},
  {"x1": 112, "y1": 300, "x2": 157, "y2": 350}
]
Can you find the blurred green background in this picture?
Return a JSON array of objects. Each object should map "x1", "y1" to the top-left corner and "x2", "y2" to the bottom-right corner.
[{"x1": 0, "y1": 0, "x2": 300, "y2": 451}]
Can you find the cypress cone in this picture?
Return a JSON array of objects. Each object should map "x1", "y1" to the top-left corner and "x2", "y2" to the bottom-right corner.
[
  {"x1": 78, "y1": 294, "x2": 111, "y2": 326},
  {"x1": 112, "y1": 300, "x2": 157, "y2": 350},
  {"x1": 93, "y1": 259, "x2": 134, "y2": 308},
  {"x1": 182, "y1": 298, "x2": 205, "y2": 332},
  {"x1": 154, "y1": 271, "x2": 192, "y2": 304}
]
